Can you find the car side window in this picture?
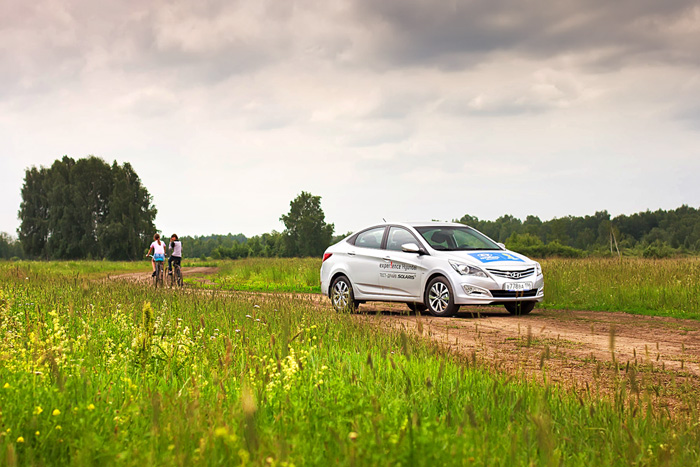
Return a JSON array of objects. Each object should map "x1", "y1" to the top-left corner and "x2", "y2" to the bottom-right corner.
[
  {"x1": 386, "y1": 227, "x2": 418, "y2": 251},
  {"x1": 354, "y1": 227, "x2": 385, "y2": 249}
]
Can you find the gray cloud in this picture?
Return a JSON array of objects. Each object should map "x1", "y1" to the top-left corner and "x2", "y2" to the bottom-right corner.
[{"x1": 351, "y1": 0, "x2": 700, "y2": 70}]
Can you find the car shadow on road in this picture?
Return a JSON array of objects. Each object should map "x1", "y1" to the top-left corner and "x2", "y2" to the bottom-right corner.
[{"x1": 356, "y1": 304, "x2": 532, "y2": 320}]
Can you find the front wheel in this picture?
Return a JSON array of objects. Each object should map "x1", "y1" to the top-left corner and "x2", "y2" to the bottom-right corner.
[
  {"x1": 504, "y1": 301, "x2": 536, "y2": 315},
  {"x1": 330, "y1": 276, "x2": 358, "y2": 313},
  {"x1": 425, "y1": 277, "x2": 459, "y2": 317}
]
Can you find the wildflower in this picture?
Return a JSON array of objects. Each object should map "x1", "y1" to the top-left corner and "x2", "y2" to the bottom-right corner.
[
  {"x1": 87, "y1": 404, "x2": 95, "y2": 411},
  {"x1": 2, "y1": 383, "x2": 9, "y2": 389},
  {"x1": 35, "y1": 431, "x2": 40, "y2": 436},
  {"x1": 52, "y1": 409, "x2": 61, "y2": 416},
  {"x1": 55, "y1": 425, "x2": 62, "y2": 431},
  {"x1": 17, "y1": 436, "x2": 24, "y2": 443},
  {"x1": 214, "y1": 427, "x2": 228, "y2": 437},
  {"x1": 168, "y1": 444, "x2": 175, "y2": 451},
  {"x1": 34, "y1": 406, "x2": 43, "y2": 415},
  {"x1": 348, "y1": 432, "x2": 358, "y2": 440}
]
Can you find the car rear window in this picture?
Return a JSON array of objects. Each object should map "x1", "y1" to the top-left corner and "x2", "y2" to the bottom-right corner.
[{"x1": 354, "y1": 227, "x2": 385, "y2": 249}]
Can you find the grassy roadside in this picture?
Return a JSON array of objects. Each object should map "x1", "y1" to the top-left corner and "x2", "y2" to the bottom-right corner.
[
  {"x1": 1, "y1": 267, "x2": 699, "y2": 465},
  {"x1": 184, "y1": 257, "x2": 700, "y2": 320},
  {"x1": 184, "y1": 258, "x2": 321, "y2": 294},
  {"x1": 540, "y1": 258, "x2": 700, "y2": 320}
]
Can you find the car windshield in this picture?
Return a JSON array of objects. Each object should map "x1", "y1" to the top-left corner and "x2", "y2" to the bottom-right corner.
[{"x1": 415, "y1": 226, "x2": 501, "y2": 251}]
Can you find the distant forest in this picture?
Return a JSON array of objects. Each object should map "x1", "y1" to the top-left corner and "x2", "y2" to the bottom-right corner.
[
  {"x1": 3, "y1": 204, "x2": 700, "y2": 260},
  {"x1": 455, "y1": 205, "x2": 700, "y2": 258}
]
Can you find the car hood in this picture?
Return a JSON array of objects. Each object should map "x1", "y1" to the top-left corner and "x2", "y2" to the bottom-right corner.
[{"x1": 439, "y1": 250, "x2": 535, "y2": 267}]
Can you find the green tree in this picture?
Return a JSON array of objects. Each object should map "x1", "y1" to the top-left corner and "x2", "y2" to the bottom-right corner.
[
  {"x1": 18, "y1": 156, "x2": 156, "y2": 260},
  {"x1": 280, "y1": 191, "x2": 334, "y2": 257},
  {"x1": 18, "y1": 166, "x2": 50, "y2": 258}
]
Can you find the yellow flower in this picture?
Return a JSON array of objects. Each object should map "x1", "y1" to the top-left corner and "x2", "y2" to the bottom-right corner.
[
  {"x1": 33, "y1": 406, "x2": 43, "y2": 415},
  {"x1": 348, "y1": 432, "x2": 358, "y2": 441},
  {"x1": 17, "y1": 436, "x2": 24, "y2": 443},
  {"x1": 214, "y1": 427, "x2": 228, "y2": 437},
  {"x1": 52, "y1": 409, "x2": 61, "y2": 416},
  {"x1": 55, "y1": 425, "x2": 62, "y2": 431},
  {"x1": 2, "y1": 383, "x2": 9, "y2": 389},
  {"x1": 87, "y1": 404, "x2": 95, "y2": 411},
  {"x1": 35, "y1": 431, "x2": 40, "y2": 436}
]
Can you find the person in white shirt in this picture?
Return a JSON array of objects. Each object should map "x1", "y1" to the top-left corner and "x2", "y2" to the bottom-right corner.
[
  {"x1": 147, "y1": 233, "x2": 166, "y2": 277},
  {"x1": 168, "y1": 234, "x2": 182, "y2": 275}
]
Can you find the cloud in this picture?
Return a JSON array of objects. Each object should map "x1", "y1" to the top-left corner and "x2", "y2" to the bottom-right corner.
[{"x1": 350, "y1": 0, "x2": 700, "y2": 70}]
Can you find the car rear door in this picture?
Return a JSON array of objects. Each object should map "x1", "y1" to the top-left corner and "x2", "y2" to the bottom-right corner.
[
  {"x1": 345, "y1": 226, "x2": 387, "y2": 296},
  {"x1": 379, "y1": 226, "x2": 426, "y2": 299}
]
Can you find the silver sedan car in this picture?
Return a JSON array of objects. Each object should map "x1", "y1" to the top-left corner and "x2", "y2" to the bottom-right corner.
[{"x1": 320, "y1": 222, "x2": 544, "y2": 317}]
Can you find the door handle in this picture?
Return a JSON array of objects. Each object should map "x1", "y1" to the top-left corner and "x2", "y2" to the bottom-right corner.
[
  {"x1": 383, "y1": 256, "x2": 391, "y2": 261},
  {"x1": 348, "y1": 251, "x2": 356, "y2": 256}
]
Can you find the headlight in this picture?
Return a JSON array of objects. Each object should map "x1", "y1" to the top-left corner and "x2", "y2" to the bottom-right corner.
[
  {"x1": 535, "y1": 263, "x2": 542, "y2": 276},
  {"x1": 449, "y1": 260, "x2": 488, "y2": 278}
]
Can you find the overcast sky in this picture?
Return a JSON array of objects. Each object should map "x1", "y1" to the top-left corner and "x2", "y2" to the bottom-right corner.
[{"x1": 2, "y1": 0, "x2": 699, "y2": 239}]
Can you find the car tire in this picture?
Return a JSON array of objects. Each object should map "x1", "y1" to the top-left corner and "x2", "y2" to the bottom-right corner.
[
  {"x1": 504, "y1": 301, "x2": 536, "y2": 315},
  {"x1": 406, "y1": 302, "x2": 428, "y2": 313},
  {"x1": 330, "y1": 276, "x2": 357, "y2": 313},
  {"x1": 424, "y1": 277, "x2": 459, "y2": 317}
]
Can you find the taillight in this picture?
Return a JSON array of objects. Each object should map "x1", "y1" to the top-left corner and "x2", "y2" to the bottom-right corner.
[{"x1": 322, "y1": 253, "x2": 333, "y2": 262}]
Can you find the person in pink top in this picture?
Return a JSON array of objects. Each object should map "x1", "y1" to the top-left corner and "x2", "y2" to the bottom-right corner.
[{"x1": 146, "y1": 233, "x2": 166, "y2": 277}]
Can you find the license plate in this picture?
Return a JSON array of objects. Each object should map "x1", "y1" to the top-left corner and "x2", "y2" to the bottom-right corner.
[{"x1": 504, "y1": 282, "x2": 532, "y2": 291}]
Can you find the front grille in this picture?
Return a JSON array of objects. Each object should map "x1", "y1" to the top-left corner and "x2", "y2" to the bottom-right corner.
[
  {"x1": 490, "y1": 289, "x2": 539, "y2": 298},
  {"x1": 486, "y1": 267, "x2": 535, "y2": 279}
]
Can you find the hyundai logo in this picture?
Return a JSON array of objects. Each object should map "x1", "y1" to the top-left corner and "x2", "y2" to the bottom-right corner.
[{"x1": 507, "y1": 271, "x2": 522, "y2": 279}]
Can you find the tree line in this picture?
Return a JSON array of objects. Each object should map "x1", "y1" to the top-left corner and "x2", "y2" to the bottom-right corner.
[
  {"x1": 457, "y1": 205, "x2": 700, "y2": 258},
  {"x1": 6, "y1": 156, "x2": 700, "y2": 260},
  {"x1": 182, "y1": 192, "x2": 336, "y2": 259}
]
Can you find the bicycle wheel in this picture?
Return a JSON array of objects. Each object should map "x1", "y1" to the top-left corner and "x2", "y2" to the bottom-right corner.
[
  {"x1": 155, "y1": 263, "x2": 163, "y2": 289},
  {"x1": 176, "y1": 265, "x2": 183, "y2": 287}
]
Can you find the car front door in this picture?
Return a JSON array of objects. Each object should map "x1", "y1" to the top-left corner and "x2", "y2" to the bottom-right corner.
[
  {"x1": 345, "y1": 226, "x2": 387, "y2": 297},
  {"x1": 379, "y1": 226, "x2": 426, "y2": 299}
]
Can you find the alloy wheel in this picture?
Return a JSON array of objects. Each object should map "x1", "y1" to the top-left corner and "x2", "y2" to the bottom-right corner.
[{"x1": 429, "y1": 282, "x2": 450, "y2": 313}]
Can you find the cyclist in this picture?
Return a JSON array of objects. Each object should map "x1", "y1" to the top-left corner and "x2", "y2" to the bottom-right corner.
[
  {"x1": 147, "y1": 233, "x2": 166, "y2": 277},
  {"x1": 168, "y1": 234, "x2": 182, "y2": 275}
]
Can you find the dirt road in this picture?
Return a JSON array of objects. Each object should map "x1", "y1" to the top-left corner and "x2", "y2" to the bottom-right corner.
[
  {"x1": 358, "y1": 303, "x2": 700, "y2": 402},
  {"x1": 108, "y1": 267, "x2": 218, "y2": 284},
  {"x1": 114, "y1": 269, "x2": 700, "y2": 409}
]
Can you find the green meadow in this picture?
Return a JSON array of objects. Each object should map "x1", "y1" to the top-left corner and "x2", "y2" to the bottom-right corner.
[{"x1": 1, "y1": 261, "x2": 700, "y2": 465}]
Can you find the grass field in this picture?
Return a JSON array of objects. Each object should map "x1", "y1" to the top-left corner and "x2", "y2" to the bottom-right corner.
[
  {"x1": 1, "y1": 263, "x2": 700, "y2": 465},
  {"x1": 186, "y1": 257, "x2": 700, "y2": 320},
  {"x1": 540, "y1": 258, "x2": 700, "y2": 320},
  {"x1": 186, "y1": 258, "x2": 322, "y2": 293}
]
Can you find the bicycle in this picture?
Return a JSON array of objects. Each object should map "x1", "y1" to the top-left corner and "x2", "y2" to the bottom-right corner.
[
  {"x1": 147, "y1": 254, "x2": 166, "y2": 289},
  {"x1": 168, "y1": 260, "x2": 183, "y2": 288}
]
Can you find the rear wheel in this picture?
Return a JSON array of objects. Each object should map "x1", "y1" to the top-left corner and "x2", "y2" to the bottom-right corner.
[
  {"x1": 425, "y1": 277, "x2": 459, "y2": 317},
  {"x1": 176, "y1": 266, "x2": 183, "y2": 287},
  {"x1": 330, "y1": 276, "x2": 358, "y2": 313},
  {"x1": 504, "y1": 301, "x2": 536, "y2": 315}
]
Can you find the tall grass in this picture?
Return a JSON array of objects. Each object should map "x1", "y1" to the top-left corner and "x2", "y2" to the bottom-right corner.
[
  {"x1": 194, "y1": 258, "x2": 321, "y2": 293},
  {"x1": 1, "y1": 265, "x2": 699, "y2": 465},
  {"x1": 540, "y1": 258, "x2": 700, "y2": 319}
]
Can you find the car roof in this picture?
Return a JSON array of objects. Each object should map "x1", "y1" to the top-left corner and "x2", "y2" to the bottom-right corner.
[{"x1": 356, "y1": 221, "x2": 469, "y2": 231}]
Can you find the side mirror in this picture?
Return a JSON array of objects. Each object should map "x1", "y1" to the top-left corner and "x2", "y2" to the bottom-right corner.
[
  {"x1": 401, "y1": 243, "x2": 422, "y2": 254},
  {"x1": 497, "y1": 242, "x2": 506, "y2": 250}
]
